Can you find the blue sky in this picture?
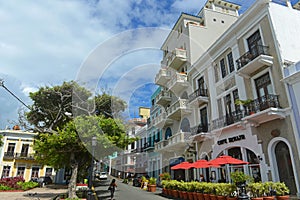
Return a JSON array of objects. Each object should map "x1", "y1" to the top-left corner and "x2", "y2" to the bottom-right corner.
[{"x1": 0, "y1": 0, "x2": 298, "y2": 128}]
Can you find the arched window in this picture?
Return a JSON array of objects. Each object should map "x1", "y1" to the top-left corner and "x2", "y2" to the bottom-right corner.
[
  {"x1": 180, "y1": 118, "x2": 190, "y2": 132},
  {"x1": 165, "y1": 127, "x2": 172, "y2": 140}
]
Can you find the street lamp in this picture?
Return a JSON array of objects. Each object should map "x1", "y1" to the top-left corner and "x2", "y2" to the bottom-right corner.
[{"x1": 88, "y1": 136, "x2": 97, "y2": 200}]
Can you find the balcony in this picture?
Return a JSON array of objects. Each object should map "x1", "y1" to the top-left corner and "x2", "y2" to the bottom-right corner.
[
  {"x1": 153, "y1": 112, "x2": 173, "y2": 129},
  {"x1": 189, "y1": 88, "x2": 209, "y2": 106},
  {"x1": 242, "y1": 94, "x2": 286, "y2": 126},
  {"x1": 167, "y1": 48, "x2": 187, "y2": 70},
  {"x1": 166, "y1": 72, "x2": 189, "y2": 95},
  {"x1": 210, "y1": 94, "x2": 286, "y2": 131},
  {"x1": 155, "y1": 68, "x2": 171, "y2": 86},
  {"x1": 236, "y1": 45, "x2": 273, "y2": 78},
  {"x1": 166, "y1": 99, "x2": 191, "y2": 120},
  {"x1": 3, "y1": 152, "x2": 14, "y2": 159},
  {"x1": 211, "y1": 110, "x2": 244, "y2": 131},
  {"x1": 190, "y1": 124, "x2": 210, "y2": 141},
  {"x1": 14, "y1": 153, "x2": 35, "y2": 160},
  {"x1": 156, "y1": 90, "x2": 172, "y2": 106},
  {"x1": 155, "y1": 131, "x2": 191, "y2": 152},
  {"x1": 143, "y1": 142, "x2": 155, "y2": 152}
]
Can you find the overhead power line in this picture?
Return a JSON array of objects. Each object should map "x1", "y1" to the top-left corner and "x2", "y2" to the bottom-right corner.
[{"x1": 0, "y1": 79, "x2": 31, "y2": 110}]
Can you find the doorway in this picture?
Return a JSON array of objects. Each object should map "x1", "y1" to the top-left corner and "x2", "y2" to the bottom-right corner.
[{"x1": 275, "y1": 141, "x2": 297, "y2": 194}]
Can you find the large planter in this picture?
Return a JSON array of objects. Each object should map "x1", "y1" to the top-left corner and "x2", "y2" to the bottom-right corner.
[
  {"x1": 210, "y1": 194, "x2": 218, "y2": 200},
  {"x1": 217, "y1": 196, "x2": 226, "y2": 200},
  {"x1": 192, "y1": 192, "x2": 198, "y2": 200},
  {"x1": 182, "y1": 191, "x2": 188, "y2": 200},
  {"x1": 264, "y1": 196, "x2": 275, "y2": 200},
  {"x1": 179, "y1": 191, "x2": 184, "y2": 199},
  {"x1": 172, "y1": 189, "x2": 179, "y2": 198},
  {"x1": 276, "y1": 196, "x2": 290, "y2": 200},
  {"x1": 197, "y1": 193, "x2": 204, "y2": 200},
  {"x1": 251, "y1": 198, "x2": 264, "y2": 200},
  {"x1": 187, "y1": 192, "x2": 194, "y2": 200},
  {"x1": 203, "y1": 193, "x2": 211, "y2": 200},
  {"x1": 227, "y1": 197, "x2": 238, "y2": 200},
  {"x1": 148, "y1": 184, "x2": 156, "y2": 192}
]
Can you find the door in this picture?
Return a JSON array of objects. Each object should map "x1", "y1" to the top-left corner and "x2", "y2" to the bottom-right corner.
[
  {"x1": 247, "y1": 30, "x2": 262, "y2": 58},
  {"x1": 200, "y1": 107, "x2": 208, "y2": 132},
  {"x1": 255, "y1": 73, "x2": 273, "y2": 110},
  {"x1": 197, "y1": 77, "x2": 206, "y2": 96},
  {"x1": 275, "y1": 141, "x2": 297, "y2": 194}
]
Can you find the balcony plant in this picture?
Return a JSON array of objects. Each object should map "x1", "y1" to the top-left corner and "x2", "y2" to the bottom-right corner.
[
  {"x1": 235, "y1": 99, "x2": 254, "y2": 115},
  {"x1": 273, "y1": 182, "x2": 289, "y2": 200}
]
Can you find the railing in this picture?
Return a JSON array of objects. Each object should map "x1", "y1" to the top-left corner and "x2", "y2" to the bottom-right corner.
[
  {"x1": 167, "y1": 131, "x2": 191, "y2": 146},
  {"x1": 190, "y1": 124, "x2": 209, "y2": 136},
  {"x1": 236, "y1": 45, "x2": 270, "y2": 70},
  {"x1": 166, "y1": 99, "x2": 189, "y2": 116},
  {"x1": 211, "y1": 110, "x2": 244, "y2": 130},
  {"x1": 166, "y1": 72, "x2": 188, "y2": 89},
  {"x1": 247, "y1": 94, "x2": 280, "y2": 114},
  {"x1": 4, "y1": 152, "x2": 35, "y2": 160},
  {"x1": 210, "y1": 94, "x2": 280, "y2": 130},
  {"x1": 167, "y1": 48, "x2": 187, "y2": 66},
  {"x1": 3, "y1": 152, "x2": 14, "y2": 158},
  {"x1": 189, "y1": 88, "x2": 208, "y2": 103}
]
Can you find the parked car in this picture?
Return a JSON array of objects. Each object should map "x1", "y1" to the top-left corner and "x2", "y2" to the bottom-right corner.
[
  {"x1": 97, "y1": 172, "x2": 108, "y2": 180},
  {"x1": 133, "y1": 176, "x2": 142, "y2": 187}
]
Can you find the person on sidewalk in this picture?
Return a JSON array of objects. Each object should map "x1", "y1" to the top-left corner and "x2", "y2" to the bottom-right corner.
[{"x1": 109, "y1": 179, "x2": 117, "y2": 200}]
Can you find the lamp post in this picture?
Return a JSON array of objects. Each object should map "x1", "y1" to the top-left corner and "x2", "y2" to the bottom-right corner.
[{"x1": 88, "y1": 136, "x2": 97, "y2": 200}]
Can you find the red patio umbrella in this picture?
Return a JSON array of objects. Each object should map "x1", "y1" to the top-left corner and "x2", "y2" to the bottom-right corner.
[
  {"x1": 171, "y1": 161, "x2": 193, "y2": 170},
  {"x1": 209, "y1": 155, "x2": 249, "y2": 165},
  {"x1": 191, "y1": 159, "x2": 220, "y2": 168}
]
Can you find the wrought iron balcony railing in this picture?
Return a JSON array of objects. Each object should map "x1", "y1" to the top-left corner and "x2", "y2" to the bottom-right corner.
[
  {"x1": 236, "y1": 45, "x2": 270, "y2": 70},
  {"x1": 189, "y1": 88, "x2": 208, "y2": 103}
]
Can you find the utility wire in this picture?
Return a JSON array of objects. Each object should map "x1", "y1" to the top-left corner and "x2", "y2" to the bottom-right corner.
[{"x1": 0, "y1": 79, "x2": 31, "y2": 110}]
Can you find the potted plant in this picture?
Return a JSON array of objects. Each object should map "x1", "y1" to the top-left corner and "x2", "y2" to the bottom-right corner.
[
  {"x1": 262, "y1": 182, "x2": 276, "y2": 200},
  {"x1": 248, "y1": 182, "x2": 264, "y2": 200},
  {"x1": 159, "y1": 172, "x2": 171, "y2": 181},
  {"x1": 235, "y1": 99, "x2": 254, "y2": 115},
  {"x1": 230, "y1": 171, "x2": 252, "y2": 186},
  {"x1": 215, "y1": 183, "x2": 232, "y2": 200},
  {"x1": 148, "y1": 177, "x2": 157, "y2": 192},
  {"x1": 195, "y1": 182, "x2": 205, "y2": 200},
  {"x1": 225, "y1": 184, "x2": 238, "y2": 200},
  {"x1": 273, "y1": 182, "x2": 290, "y2": 200}
]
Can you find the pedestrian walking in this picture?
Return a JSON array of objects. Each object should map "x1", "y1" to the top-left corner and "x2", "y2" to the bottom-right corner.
[{"x1": 108, "y1": 178, "x2": 117, "y2": 200}]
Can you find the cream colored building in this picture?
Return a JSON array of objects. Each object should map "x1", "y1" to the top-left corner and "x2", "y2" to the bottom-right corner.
[
  {"x1": 0, "y1": 129, "x2": 53, "y2": 182},
  {"x1": 154, "y1": 0, "x2": 300, "y2": 196}
]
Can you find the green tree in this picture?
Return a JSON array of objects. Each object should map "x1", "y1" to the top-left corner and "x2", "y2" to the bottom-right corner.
[
  {"x1": 26, "y1": 81, "x2": 92, "y2": 132},
  {"x1": 27, "y1": 81, "x2": 134, "y2": 198}
]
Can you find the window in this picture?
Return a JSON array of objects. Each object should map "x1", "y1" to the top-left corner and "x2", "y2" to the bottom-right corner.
[
  {"x1": 1, "y1": 166, "x2": 10, "y2": 178},
  {"x1": 7, "y1": 143, "x2": 15, "y2": 155},
  {"x1": 45, "y1": 168, "x2": 53, "y2": 177},
  {"x1": 232, "y1": 89, "x2": 239, "y2": 111},
  {"x1": 214, "y1": 64, "x2": 220, "y2": 82},
  {"x1": 17, "y1": 167, "x2": 25, "y2": 177},
  {"x1": 227, "y1": 52, "x2": 234, "y2": 73},
  {"x1": 217, "y1": 98, "x2": 223, "y2": 118},
  {"x1": 31, "y1": 167, "x2": 39, "y2": 178},
  {"x1": 247, "y1": 30, "x2": 262, "y2": 57},
  {"x1": 220, "y1": 58, "x2": 227, "y2": 78},
  {"x1": 21, "y1": 144, "x2": 29, "y2": 157}
]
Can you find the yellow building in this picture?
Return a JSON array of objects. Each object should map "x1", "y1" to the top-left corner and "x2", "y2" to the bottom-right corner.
[{"x1": 0, "y1": 128, "x2": 53, "y2": 182}]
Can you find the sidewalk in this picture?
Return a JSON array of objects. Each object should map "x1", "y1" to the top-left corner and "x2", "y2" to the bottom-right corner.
[{"x1": 0, "y1": 184, "x2": 68, "y2": 200}]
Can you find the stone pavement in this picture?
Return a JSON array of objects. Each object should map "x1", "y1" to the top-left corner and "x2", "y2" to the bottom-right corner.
[{"x1": 0, "y1": 185, "x2": 68, "y2": 200}]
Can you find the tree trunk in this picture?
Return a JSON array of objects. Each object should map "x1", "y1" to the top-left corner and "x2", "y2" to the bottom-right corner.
[{"x1": 68, "y1": 153, "x2": 78, "y2": 199}]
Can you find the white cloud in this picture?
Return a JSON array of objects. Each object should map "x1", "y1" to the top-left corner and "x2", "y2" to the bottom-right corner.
[{"x1": 0, "y1": 0, "x2": 255, "y2": 128}]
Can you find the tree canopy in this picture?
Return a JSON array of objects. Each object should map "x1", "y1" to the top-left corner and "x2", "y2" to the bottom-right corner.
[{"x1": 25, "y1": 81, "x2": 133, "y2": 198}]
